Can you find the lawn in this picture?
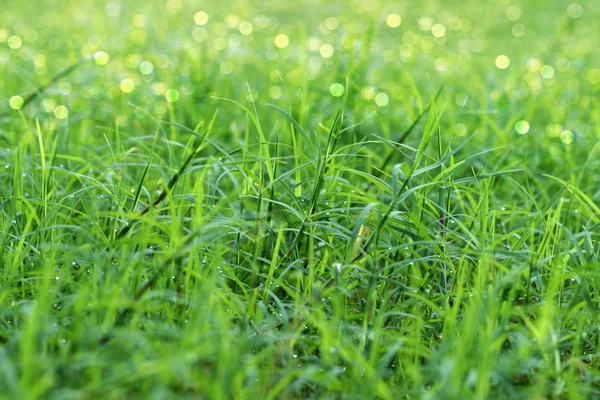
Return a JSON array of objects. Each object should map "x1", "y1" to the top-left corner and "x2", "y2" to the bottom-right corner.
[{"x1": 1, "y1": 0, "x2": 600, "y2": 398}]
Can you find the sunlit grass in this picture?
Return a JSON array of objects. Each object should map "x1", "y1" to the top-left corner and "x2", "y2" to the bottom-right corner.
[{"x1": 1, "y1": 0, "x2": 600, "y2": 398}]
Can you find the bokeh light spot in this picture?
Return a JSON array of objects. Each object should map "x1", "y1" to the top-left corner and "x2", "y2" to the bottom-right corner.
[
  {"x1": 319, "y1": 44, "x2": 334, "y2": 58},
  {"x1": 495, "y1": 55, "x2": 510, "y2": 69},
  {"x1": 152, "y1": 82, "x2": 166, "y2": 96},
  {"x1": 375, "y1": 93, "x2": 390, "y2": 107},
  {"x1": 245, "y1": 89, "x2": 259, "y2": 103},
  {"x1": 540, "y1": 65, "x2": 554, "y2": 79},
  {"x1": 269, "y1": 86, "x2": 282, "y2": 99},
  {"x1": 274, "y1": 34, "x2": 289, "y2": 48},
  {"x1": 133, "y1": 14, "x2": 146, "y2": 27},
  {"x1": 586, "y1": 68, "x2": 600, "y2": 84},
  {"x1": 306, "y1": 37, "x2": 321, "y2": 51},
  {"x1": 386, "y1": 14, "x2": 402, "y2": 28},
  {"x1": 361, "y1": 86, "x2": 375, "y2": 100},
  {"x1": 94, "y1": 51, "x2": 109, "y2": 65},
  {"x1": 166, "y1": 0, "x2": 182, "y2": 15},
  {"x1": 515, "y1": 120, "x2": 530, "y2": 134},
  {"x1": 432, "y1": 24, "x2": 446, "y2": 37},
  {"x1": 126, "y1": 54, "x2": 141, "y2": 68},
  {"x1": 546, "y1": 124, "x2": 561, "y2": 137},
  {"x1": 418, "y1": 17, "x2": 432, "y2": 30},
  {"x1": 560, "y1": 130, "x2": 574, "y2": 144},
  {"x1": 567, "y1": 3, "x2": 584, "y2": 18},
  {"x1": 506, "y1": 6, "x2": 522, "y2": 21},
  {"x1": 526, "y1": 58, "x2": 541, "y2": 72},
  {"x1": 54, "y1": 105, "x2": 69, "y2": 119},
  {"x1": 165, "y1": 89, "x2": 180, "y2": 103},
  {"x1": 131, "y1": 29, "x2": 147, "y2": 44},
  {"x1": 139, "y1": 61, "x2": 154, "y2": 75},
  {"x1": 9, "y1": 96, "x2": 24, "y2": 110},
  {"x1": 105, "y1": 2, "x2": 121, "y2": 17},
  {"x1": 512, "y1": 24, "x2": 526, "y2": 37},
  {"x1": 455, "y1": 93, "x2": 469, "y2": 106},
  {"x1": 41, "y1": 99, "x2": 56, "y2": 113},
  {"x1": 194, "y1": 11, "x2": 209, "y2": 25},
  {"x1": 120, "y1": 79, "x2": 135, "y2": 93},
  {"x1": 239, "y1": 21, "x2": 253, "y2": 35},
  {"x1": 455, "y1": 123, "x2": 468, "y2": 137},
  {"x1": 220, "y1": 62, "x2": 233, "y2": 75},
  {"x1": 330, "y1": 83, "x2": 345, "y2": 97},
  {"x1": 7, "y1": 35, "x2": 22, "y2": 49}
]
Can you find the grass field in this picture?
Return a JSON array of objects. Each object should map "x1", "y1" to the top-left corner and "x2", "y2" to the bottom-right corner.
[{"x1": 1, "y1": 0, "x2": 600, "y2": 398}]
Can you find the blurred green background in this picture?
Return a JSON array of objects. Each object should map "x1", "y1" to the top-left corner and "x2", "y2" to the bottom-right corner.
[{"x1": 1, "y1": 0, "x2": 598, "y2": 155}]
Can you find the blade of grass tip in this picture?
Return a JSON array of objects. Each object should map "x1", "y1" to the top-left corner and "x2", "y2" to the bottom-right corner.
[
  {"x1": 410, "y1": 131, "x2": 480, "y2": 178},
  {"x1": 246, "y1": 82, "x2": 273, "y2": 198},
  {"x1": 266, "y1": 125, "x2": 281, "y2": 227},
  {"x1": 345, "y1": 202, "x2": 378, "y2": 263},
  {"x1": 44, "y1": 127, "x2": 60, "y2": 213},
  {"x1": 267, "y1": 103, "x2": 319, "y2": 159},
  {"x1": 35, "y1": 120, "x2": 47, "y2": 220},
  {"x1": 1, "y1": 56, "x2": 90, "y2": 119},
  {"x1": 340, "y1": 111, "x2": 377, "y2": 134},
  {"x1": 436, "y1": 126, "x2": 447, "y2": 239},
  {"x1": 164, "y1": 117, "x2": 258, "y2": 198},
  {"x1": 142, "y1": 140, "x2": 204, "y2": 213},
  {"x1": 131, "y1": 127, "x2": 160, "y2": 216},
  {"x1": 352, "y1": 100, "x2": 441, "y2": 263},
  {"x1": 544, "y1": 175, "x2": 600, "y2": 221},
  {"x1": 501, "y1": 180, "x2": 570, "y2": 286},
  {"x1": 113, "y1": 140, "x2": 201, "y2": 239},
  {"x1": 300, "y1": 90, "x2": 347, "y2": 268},
  {"x1": 310, "y1": 77, "x2": 349, "y2": 210},
  {"x1": 307, "y1": 109, "x2": 343, "y2": 219},
  {"x1": 280, "y1": 109, "x2": 343, "y2": 266},
  {"x1": 115, "y1": 112, "x2": 217, "y2": 239},
  {"x1": 212, "y1": 95, "x2": 275, "y2": 183},
  {"x1": 128, "y1": 102, "x2": 176, "y2": 172},
  {"x1": 261, "y1": 124, "x2": 283, "y2": 269},
  {"x1": 375, "y1": 83, "x2": 445, "y2": 180},
  {"x1": 246, "y1": 83, "x2": 271, "y2": 287}
]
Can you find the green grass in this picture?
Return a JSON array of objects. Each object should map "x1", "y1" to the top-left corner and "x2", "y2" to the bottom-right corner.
[{"x1": 1, "y1": 0, "x2": 600, "y2": 398}]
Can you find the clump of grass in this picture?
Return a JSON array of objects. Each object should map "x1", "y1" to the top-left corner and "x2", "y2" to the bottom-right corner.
[{"x1": 1, "y1": 1, "x2": 599, "y2": 398}]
